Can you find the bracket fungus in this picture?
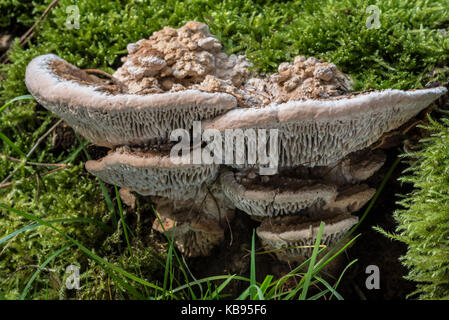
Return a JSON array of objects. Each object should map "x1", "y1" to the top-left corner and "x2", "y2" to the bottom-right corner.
[
  {"x1": 220, "y1": 169, "x2": 338, "y2": 217},
  {"x1": 150, "y1": 181, "x2": 235, "y2": 257},
  {"x1": 25, "y1": 54, "x2": 236, "y2": 148},
  {"x1": 85, "y1": 145, "x2": 219, "y2": 200},
  {"x1": 204, "y1": 87, "x2": 446, "y2": 168},
  {"x1": 151, "y1": 198, "x2": 227, "y2": 257},
  {"x1": 257, "y1": 213, "x2": 358, "y2": 262},
  {"x1": 25, "y1": 21, "x2": 447, "y2": 262}
]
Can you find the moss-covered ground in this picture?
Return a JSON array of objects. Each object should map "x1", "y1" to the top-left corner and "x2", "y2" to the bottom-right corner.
[{"x1": 1, "y1": 0, "x2": 449, "y2": 299}]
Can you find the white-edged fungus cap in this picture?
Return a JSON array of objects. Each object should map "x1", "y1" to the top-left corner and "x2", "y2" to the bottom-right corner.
[
  {"x1": 206, "y1": 87, "x2": 447, "y2": 167},
  {"x1": 25, "y1": 54, "x2": 237, "y2": 147},
  {"x1": 324, "y1": 184, "x2": 376, "y2": 214},
  {"x1": 308, "y1": 149, "x2": 386, "y2": 185},
  {"x1": 256, "y1": 213, "x2": 358, "y2": 261},
  {"x1": 85, "y1": 147, "x2": 218, "y2": 199},
  {"x1": 220, "y1": 170, "x2": 338, "y2": 217},
  {"x1": 220, "y1": 149, "x2": 382, "y2": 218}
]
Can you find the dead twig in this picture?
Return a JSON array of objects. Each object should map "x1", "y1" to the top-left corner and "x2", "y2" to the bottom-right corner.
[
  {"x1": 0, "y1": 264, "x2": 56, "y2": 287},
  {"x1": 83, "y1": 69, "x2": 125, "y2": 93},
  {"x1": 1, "y1": 119, "x2": 63, "y2": 185},
  {"x1": 0, "y1": 167, "x2": 66, "y2": 189},
  {"x1": 1, "y1": 0, "x2": 61, "y2": 63},
  {"x1": 0, "y1": 153, "x2": 70, "y2": 168},
  {"x1": 27, "y1": 119, "x2": 63, "y2": 158}
]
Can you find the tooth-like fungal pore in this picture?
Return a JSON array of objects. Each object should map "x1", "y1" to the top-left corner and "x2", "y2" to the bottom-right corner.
[
  {"x1": 256, "y1": 213, "x2": 358, "y2": 261},
  {"x1": 205, "y1": 87, "x2": 446, "y2": 167},
  {"x1": 25, "y1": 54, "x2": 237, "y2": 148},
  {"x1": 220, "y1": 169, "x2": 338, "y2": 217},
  {"x1": 220, "y1": 150, "x2": 383, "y2": 218},
  {"x1": 85, "y1": 146, "x2": 219, "y2": 200}
]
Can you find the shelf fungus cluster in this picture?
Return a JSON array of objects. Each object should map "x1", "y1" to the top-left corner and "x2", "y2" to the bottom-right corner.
[{"x1": 25, "y1": 21, "x2": 447, "y2": 261}]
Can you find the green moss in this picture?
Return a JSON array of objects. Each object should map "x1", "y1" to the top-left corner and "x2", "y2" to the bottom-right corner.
[
  {"x1": 79, "y1": 237, "x2": 166, "y2": 300},
  {"x1": 378, "y1": 117, "x2": 449, "y2": 300},
  {"x1": 0, "y1": 165, "x2": 105, "y2": 299},
  {"x1": 0, "y1": 163, "x2": 166, "y2": 299},
  {"x1": 0, "y1": 0, "x2": 51, "y2": 30},
  {"x1": 1, "y1": 0, "x2": 449, "y2": 299},
  {"x1": 3, "y1": 0, "x2": 449, "y2": 97}
]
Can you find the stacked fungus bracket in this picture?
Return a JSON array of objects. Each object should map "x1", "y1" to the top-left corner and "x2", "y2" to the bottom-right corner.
[{"x1": 25, "y1": 21, "x2": 447, "y2": 260}]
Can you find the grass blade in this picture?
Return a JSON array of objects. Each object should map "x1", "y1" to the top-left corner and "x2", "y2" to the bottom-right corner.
[
  {"x1": 165, "y1": 275, "x2": 250, "y2": 298},
  {"x1": 0, "y1": 217, "x2": 111, "y2": 245},
  {"x1": 313, "y1": 276, "x2": 343, "y2": 300},
  {"x1": 0, "y1": 132, "x2": 26, "y2": 157},
  {"x1": 20, "y1": 244, "x2": 72, "y2": 300},
  {"x1": 0, "y1": 202, "x2": 163, "y2": 293},
  {"x1": 210, "y1": 275, "x2": 236, "y2": 300},
  {"x1": 313, "y1": 234, "x2": 360, "y2": 277},
  {"x1": 115, "y1": 185, "x2": 132, "y2": 257},
  {"x1": 250, "y1": 229, "x2": 257, "y2": 300},
  {"x1": 163, "y1": 228, "x2": 175, "y2": 298},
  {"x1": 75, "y1": 134, "x2": 116, "y2": 224},
  {"x1": 61, "y1": 140, "x2": 89, "y2": 164},
  {"x1": 259, "y1": 275, "x2": 273, "y2": 297},
  {"x1": 0, "y1": 95, "x2": 34, "y2": 114},
  {"x1": 152, "y1": 206, "x2": 197, "y2": 299},
  {"x1": 329, "y1": 259, "x2": 358, "y2": 300},
  {"x1": 237, "y1": 287, "x2": 251, "y2": 300},
  {"x1": 308, "y1": 289, "x2": 330, "y2": 300},
  {"x1": 299, "y1": 221, "x2": 324, "y2": 300}
]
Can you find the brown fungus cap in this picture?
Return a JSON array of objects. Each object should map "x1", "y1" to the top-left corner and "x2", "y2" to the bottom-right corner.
[
  {"x1": 205, "y1": 86, "x2": 446, "y2": 167},
  {"x1": 151, "y1": 179, "x2": 236, "y2": 222},
  {"x1": 25, "y1": 54, "x2": 237, "y2": 147},
  {"x1": 118, "y1": 188, "x2": 137, "y2": 209},
  {"x1": 220, "y1": 170, "x2": 338, "y2": 217},
  {"x1": 220, "y1": 148, "x2": 383, "y2": 218},
  {"x1": 256, "y1": 213, "x2": 358, "y2": 261},
  {"x1": 324, "y1": 184, "x2": 376, "y2": 214},
  {"x1": 152, "y1": 199, "x2": 225, "y2": 257},
  {"x1": 85, "y1": 146, "x2": 218, "y2": 200},
  {"x1": 289, "y1": 149, "x2": 386, "y2": 185}
]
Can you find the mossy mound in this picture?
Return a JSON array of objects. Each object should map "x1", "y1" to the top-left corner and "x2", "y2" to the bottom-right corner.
[{"x1": 378, "y1": 116, "x2": 449, "y2": 300}]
